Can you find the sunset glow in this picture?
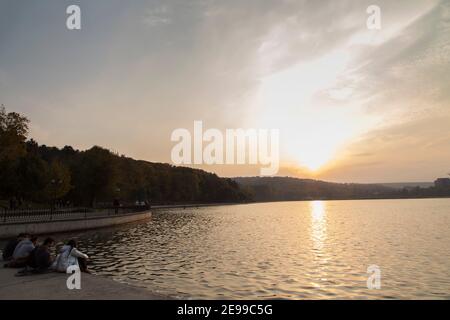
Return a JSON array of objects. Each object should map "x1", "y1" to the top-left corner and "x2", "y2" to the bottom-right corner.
[
  {"x1": 1, "y1": 0, "x2": 449, "y2": 182},
  {"x1": 257, "y1": 50, "x2": 372, "y2": 172}
]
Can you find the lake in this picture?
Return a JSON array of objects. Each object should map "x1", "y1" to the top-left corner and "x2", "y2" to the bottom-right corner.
[{"x1": 52, "y1": 199, "x2": 450, "y2": 299}]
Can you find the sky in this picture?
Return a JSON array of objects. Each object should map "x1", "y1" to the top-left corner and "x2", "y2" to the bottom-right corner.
[{"x1": 1, "y1": 0, "x2": 449, "y2": 183}]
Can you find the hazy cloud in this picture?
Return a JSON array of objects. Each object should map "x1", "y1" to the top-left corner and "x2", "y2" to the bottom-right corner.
[
  {"x1": 142, "y1": 5, "x2": 172, "y2": 26},
  {"x1": 1, "y1": 0, "x2": 449, "y2": 182}
]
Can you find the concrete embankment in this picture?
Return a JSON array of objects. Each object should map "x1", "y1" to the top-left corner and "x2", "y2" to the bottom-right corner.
[
  {"x1": 0, "y1": 266, "x2": 168, "y2": 300},
  {"x1": 0, "y1": 211, "x2": 152, "y2": 239},
  {"x1": 0, "y1": 203, "x2": 239, "y2": 239},
  {"x1": 150, "y1": 203, "x2": 238, "y2": 209}
]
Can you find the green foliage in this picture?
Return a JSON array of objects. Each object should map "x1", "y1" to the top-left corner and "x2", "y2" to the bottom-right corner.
[
  {"x1": 43, "y1": 160, "x2": 72, "y2": 201},
  {"x1": 30, "y1": 145, "x2": 249, "y2": 206},
  {"x1": 75, "y1": 146, "x2": 119, "y2": 206},
  {"x1": 16, "y1": 152, "x2": 50, "y2": 201},
  {"x1": 14, "y1": 155, "x2": 71, "y2": 202},
  {"x1": 0, "y1": 106, "x2": 29, "y2": 161},
  {"x1": 0, "y1": 106, "x2": 250, "y2": 207},
  {"x1": 0, "y1": 107, "x2": 72, "y2": 205},
  {"x1": 0, "y1": 106, "x2": 30, "y2": 199}
]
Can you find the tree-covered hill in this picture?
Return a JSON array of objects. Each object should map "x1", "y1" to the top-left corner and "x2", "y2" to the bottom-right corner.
[
  {"x1": 27, "y1": 143, "x2": 250, "y2": 207},
  {"x1": 0, "y1": 106, "x2": 249, "y2": 208},
  {"x1": 234, "y1": 176, "x2": 396, "y2": 201},
  {"x1": 234, "y1": 176, "x2": 450, "y2": 201}
]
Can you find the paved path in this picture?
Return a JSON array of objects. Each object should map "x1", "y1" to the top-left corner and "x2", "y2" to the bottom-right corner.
[{"x1": 0, "y1": 265, "x2": 169, "y2": 300}]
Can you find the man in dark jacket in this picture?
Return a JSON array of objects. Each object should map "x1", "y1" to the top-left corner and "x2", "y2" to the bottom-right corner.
[{"x1": 28, "y1": 238, "x2": 55, "y2": 273}]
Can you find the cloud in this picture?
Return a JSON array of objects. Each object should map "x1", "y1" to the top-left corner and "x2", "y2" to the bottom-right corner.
[
  {"x1": 338, "y1": 0, "x2": 450, "y2": 116},
  {"x1": 325, "y1": 110, "x2": 450, "y2": 182},
  {"x1": 1, "y1": 0, "x2": 449, "y2": 181},
  {"x1": 142, "y1": 6, "x2": 172, "y2": 27}
]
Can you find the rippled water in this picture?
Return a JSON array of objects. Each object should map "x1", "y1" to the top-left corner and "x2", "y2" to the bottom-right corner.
[{"x1": 40, "y1": 199, "x2": 450, "y2": 298}]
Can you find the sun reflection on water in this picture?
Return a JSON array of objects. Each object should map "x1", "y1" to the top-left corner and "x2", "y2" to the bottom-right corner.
[{"x1": 310, "y1": 200, "x2": 327, "y2": 251}]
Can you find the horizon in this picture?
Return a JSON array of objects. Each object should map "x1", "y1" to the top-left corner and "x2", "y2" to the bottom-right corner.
[
  {"x1": 1, "y1": 0, "x2": 450, "y2": 183},
  {"x1": 19, "y1": 135, "x2": 444, "y2": 185}
]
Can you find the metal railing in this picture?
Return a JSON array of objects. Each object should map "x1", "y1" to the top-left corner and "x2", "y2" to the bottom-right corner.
[{"x1": 0, "y1": 205, "x2": 150, "y2": 224}]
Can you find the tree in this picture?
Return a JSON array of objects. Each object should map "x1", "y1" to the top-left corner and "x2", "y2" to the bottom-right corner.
[
  {"x1": 15, "y1": 155, "x2": 71, "y2": 203},
  {"x1": 42, "y1": 160, "x2": 72, "y2": 202},
  {"x1": 76, "y1": 146, "x2": 119, "y2": 206},
  {"x1": 0, "y1": 105, "x2": 30, "y2": 201},
  {"x1": 17, "y1": 153, "x2": 49, "y2": 202},
  {"x1": 0, "y1": 105, "x2": 29, "y2": 161}
]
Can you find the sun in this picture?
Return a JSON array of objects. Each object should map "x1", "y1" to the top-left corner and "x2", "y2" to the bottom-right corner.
[
  {"x1": 255, "y1": 49, "x2": 371, "y2": 173},
  {"x1": 300, "y1": 152, "x2": 332, "y2": 172},
  {"x1": 290, "y1": 110, "x2": 357, "y2": 172}
]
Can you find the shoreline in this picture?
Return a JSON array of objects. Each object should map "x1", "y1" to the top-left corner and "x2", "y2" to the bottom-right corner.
[
  {"x1": 0, "y1": 211, "x2": 152, "y2": 240},
  {"x1": 0, "y1": 262, "x2": 170, "y2": 300},
  {"x1": 150, "y1": 195, "x2": 450, "y2": 209},
  {"x1": 150, "y1": 202, "x2": 241, "y2": 209},
  {"x1": 237, "y1": 195, "x2": 450, "y2": 204}
]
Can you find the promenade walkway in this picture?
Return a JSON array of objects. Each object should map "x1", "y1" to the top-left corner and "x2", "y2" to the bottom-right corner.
[{"x1": 0, "y1": 265, "x2": 168, "y2": 300}]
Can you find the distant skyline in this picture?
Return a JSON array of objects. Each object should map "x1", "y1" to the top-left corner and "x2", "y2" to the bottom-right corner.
[{"x1": 1, "y1": 0, "x2": 450, "y2": 183}]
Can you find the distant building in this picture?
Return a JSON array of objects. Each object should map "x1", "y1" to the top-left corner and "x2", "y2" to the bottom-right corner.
[{"x1": 434, "y1": 178, "x2": 450, "y2": 188}]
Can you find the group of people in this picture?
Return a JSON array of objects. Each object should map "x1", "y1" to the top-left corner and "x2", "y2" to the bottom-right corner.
[{"x1": 2, "y1": 233, "x2": 90, "y2": 275}]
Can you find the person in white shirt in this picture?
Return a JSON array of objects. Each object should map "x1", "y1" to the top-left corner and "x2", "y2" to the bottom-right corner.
[{"x1": 54, "y1": 239, "x2": 90, "y2": 273}]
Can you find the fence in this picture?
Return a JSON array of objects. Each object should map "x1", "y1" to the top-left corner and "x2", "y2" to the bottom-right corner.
[{"x1": 0, "y1": 205, "x2": 150, "y2": 224}]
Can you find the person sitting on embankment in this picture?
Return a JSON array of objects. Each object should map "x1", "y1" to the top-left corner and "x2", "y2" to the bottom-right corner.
[
  {"x1": 28, "y1": 237, "x2": 56, "y2": 273},
  {"x1": 54, "y1": 239, "x2": 90, "y2": 273},
  {"x1": 15, "y1": 237, "x2": 56, "y2": 276},
  {"x1": 4, "y1": 235, "x2": 38, "y2": 268},
  {"x1": 2, "y1": 233, "x2": 28, "y2": 261}
]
